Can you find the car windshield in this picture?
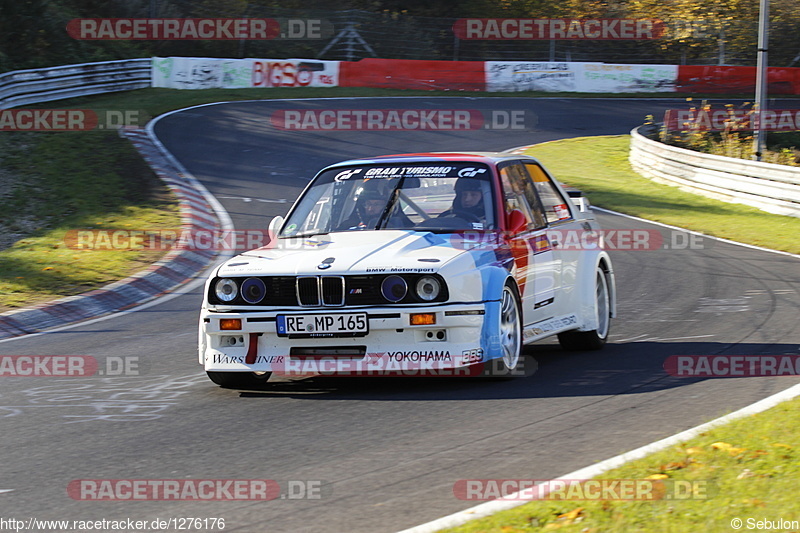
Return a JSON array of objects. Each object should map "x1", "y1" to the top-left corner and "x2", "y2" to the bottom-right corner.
[{"x1": 279, "y1": 163, "x2": 496, "y2": 237}]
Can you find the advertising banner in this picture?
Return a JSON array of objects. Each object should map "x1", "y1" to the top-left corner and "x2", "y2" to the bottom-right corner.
[
  {"x1": 486, "y1": 62, "x2": 581, "y2": 92},
  {"x1": 251, "y1": 59, "x2": 339, "y2": 88},
  {"x1": 151, "y1": 57, "x2": 339, "y2": 89},
  {"x1": 578, "y1": 63, "x2": 677, "y2": 92},
  {"x1": 486, "y1": 61, "x2": 677, "y2": 93}
]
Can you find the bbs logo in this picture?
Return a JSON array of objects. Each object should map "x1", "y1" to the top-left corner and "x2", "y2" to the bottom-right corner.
[{"x1": 461, "y1": 349, "x2": 483, "y2": 364}]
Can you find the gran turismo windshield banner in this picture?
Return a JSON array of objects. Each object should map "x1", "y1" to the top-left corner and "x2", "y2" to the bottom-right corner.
[{"x1": 324, "y1": 162, "x2": 492, "y2": 181}]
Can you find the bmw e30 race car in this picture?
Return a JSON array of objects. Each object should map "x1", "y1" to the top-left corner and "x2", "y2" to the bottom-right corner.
[{"x1": 199, "y1": 152, "x2": 616, "y2": 388}]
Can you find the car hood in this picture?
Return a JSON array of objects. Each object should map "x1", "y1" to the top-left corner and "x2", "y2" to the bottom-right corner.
[{"x1": 215, "y1": 230, "x2": 472, "y2": 277}]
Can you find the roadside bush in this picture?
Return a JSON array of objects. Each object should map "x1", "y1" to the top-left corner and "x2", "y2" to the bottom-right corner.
[{"x1": 650, "y1": 103, "x2": 800, "y2": 167}]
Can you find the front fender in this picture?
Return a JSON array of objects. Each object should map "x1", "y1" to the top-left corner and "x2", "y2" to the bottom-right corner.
[
  {"x1": 439, "y1": 249, "x2": 515, "y2": 360},
  {"x1": 438, "y1": 246, "x2": 512, "y2": 303}
]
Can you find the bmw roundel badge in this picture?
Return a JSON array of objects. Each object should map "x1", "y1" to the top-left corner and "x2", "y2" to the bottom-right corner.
[{"x1": 317, "y1": 257, "x2": 335, "y2": 269}]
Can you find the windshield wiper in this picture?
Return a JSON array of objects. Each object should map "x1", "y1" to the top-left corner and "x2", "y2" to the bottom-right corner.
[{"x1": 285, "y1": 231, "x2": 329, "y2": 239}]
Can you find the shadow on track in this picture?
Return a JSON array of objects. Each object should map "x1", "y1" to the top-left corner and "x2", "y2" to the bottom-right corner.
[{"x1": 223, "y1": 341, "x2": 800, "y2": 401}]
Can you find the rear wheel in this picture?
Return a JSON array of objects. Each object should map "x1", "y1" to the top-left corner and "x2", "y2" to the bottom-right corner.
[
  {"x1": 206, "y1": 371, "x2": 272, "y2": 389},
  {"x1": 558, "y1": 266, "x2": 611, "y2": 351}
]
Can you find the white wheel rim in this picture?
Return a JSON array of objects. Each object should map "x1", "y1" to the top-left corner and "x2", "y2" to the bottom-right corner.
[
  {"x1": 499, "y1": 287, "x2": 521, "y2": 370},
  {"x1": 595, "y1": 270, "x2": 610, "y2": 340}
]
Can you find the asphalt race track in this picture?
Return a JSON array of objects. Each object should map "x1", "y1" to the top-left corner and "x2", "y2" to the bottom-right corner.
[{"x1": 1, "y1": 98, "x2": 798, "y2": 532}]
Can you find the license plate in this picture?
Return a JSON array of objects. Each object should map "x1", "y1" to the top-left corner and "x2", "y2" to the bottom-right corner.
[{"x1": 276, "y1": 313, "x2": 368, "y2": 337}]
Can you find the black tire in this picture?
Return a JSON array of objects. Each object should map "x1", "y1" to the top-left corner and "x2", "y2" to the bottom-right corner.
[
  {"x1": 206, "y1": 371, "x2": 272, "y2": 389},
  {"x1": 558, "y1": 266, "x2": 611, "y2": 351},
  {"x1": 482, "y1": 284, "x2": 523, "y2": 378}
]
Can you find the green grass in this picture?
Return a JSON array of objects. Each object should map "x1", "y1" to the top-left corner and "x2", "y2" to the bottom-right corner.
[
  {"x1": 441, "y1": 395, "x2": 800, "y2": 533},
  {"x1": 523, "y1": 136, "x2": 800, "y2": 255},
  {"x1": 0, "y1": 207, "x2": 178, "y2": 310},
  {"x1": 0, "y1": 130, "x2": 180, "y2": 310}
]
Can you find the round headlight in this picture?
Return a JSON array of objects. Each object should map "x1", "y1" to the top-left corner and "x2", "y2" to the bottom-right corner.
[
  {"x1": 241, "y1": 277, "x2": 266, "y2": 304},
  {"x1": 381, "y1": 275, "x2": 408, "y2": 303},
  {"x1": 214, "y1": 278, "x2": 238, "y2": 302},
  {"x1": 416, "y1": 276, "x2": 441, "y2": 301}
]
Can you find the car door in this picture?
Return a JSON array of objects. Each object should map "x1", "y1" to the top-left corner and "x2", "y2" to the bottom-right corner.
[
  {"x1": 498, "y1": 162, "x2": 562, "y2": 326},
  {"x1": 522, "y1": 161, "x2": 582, "y2": 315}
]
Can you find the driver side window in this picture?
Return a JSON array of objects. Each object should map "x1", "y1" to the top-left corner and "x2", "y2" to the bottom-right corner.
[
  {"x1": 524, "y1": 163, "x2": 573, "y2": 224},
  {"x1": 499, "y1": 164, "x2": 547, "y2": 232}
]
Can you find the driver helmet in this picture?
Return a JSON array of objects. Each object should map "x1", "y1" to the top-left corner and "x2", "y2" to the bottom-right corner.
[
  {"x1": 453, "y1": 178, "x2": 485, "y2": 215},
  {"x1": 355, "y1": 187, "x2": 386, "y2": 220}
]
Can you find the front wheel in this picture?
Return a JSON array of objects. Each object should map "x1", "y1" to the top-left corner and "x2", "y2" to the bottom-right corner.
[
  {"x1": 558, "y1": 266, "x2": 611, "y2": 351},
  {"x1": 206, "y1": 371, "x2": 272, "y2": 389},
  {"x1": 483, "y1": 284, "x2": 523, "y2": 378}
]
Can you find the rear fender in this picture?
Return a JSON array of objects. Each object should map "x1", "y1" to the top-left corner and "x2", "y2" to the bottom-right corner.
[{"x1": 575, "y1": 251, "x2": 616, "y2": 332}]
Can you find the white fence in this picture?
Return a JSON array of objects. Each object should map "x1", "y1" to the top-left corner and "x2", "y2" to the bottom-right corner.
[
  {"x1": 0, "y1": 58, "x2": 151, "y2": 109},
  {"x1": 629, "y1": 126, "x2": 800, "y2": 218}
]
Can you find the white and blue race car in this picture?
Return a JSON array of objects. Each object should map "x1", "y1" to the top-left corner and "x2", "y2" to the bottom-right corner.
[{"x1": 199, "y1": 152, "x2": 616, "y2": 387}]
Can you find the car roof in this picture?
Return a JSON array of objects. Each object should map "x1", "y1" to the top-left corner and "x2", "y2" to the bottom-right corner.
[{"x1": 322, "y1": 151, "x2": 539, "y2": 169}]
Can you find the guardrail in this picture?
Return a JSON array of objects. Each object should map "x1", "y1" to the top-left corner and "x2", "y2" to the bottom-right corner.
[
  {"x1": 0, "y1": 58, "x2": 151, "y2": 109},
  {"x1": 629, "y1": 126, "x2": 800, "y2": 218}
]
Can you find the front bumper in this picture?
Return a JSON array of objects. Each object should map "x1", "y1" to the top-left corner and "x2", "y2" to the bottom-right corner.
[{"x1": 199, "y1": 303, "x2": 494, "y2": 375}]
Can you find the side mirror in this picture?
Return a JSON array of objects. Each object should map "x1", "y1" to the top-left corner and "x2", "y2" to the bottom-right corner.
[
  {"x1": 566, "y1": 189, "x2": 590, "y2": 213},
  {"x1": 505, "y1": 209, "x2": 527, "y2": 235},
  {"x1": 268, "y1": 216, "x2": 284, "y2": 240}
]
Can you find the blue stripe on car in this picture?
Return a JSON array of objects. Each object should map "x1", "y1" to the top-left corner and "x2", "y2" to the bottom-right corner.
[{"x1": 471, "y1": 244, "x2": 514, "y2": 363}]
